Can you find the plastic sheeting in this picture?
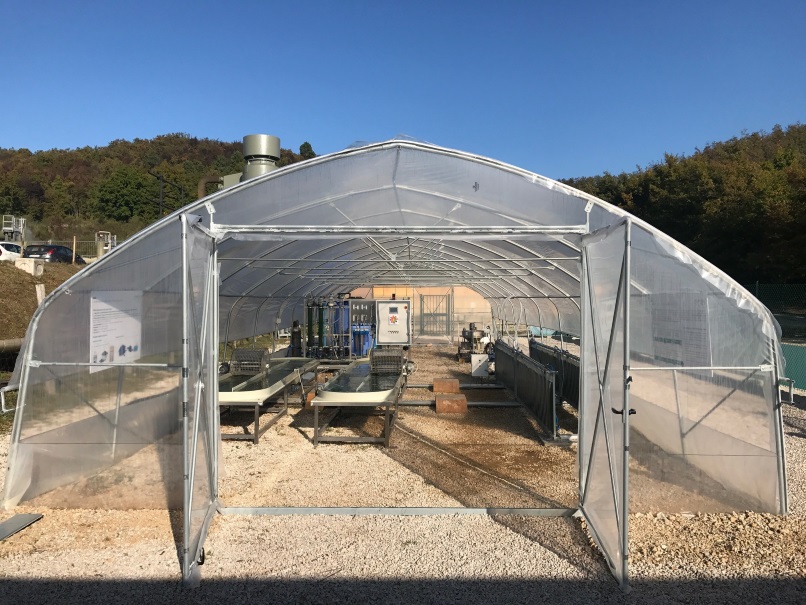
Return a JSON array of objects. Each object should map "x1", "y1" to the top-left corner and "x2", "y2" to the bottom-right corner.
[
  {"x1": 627, "y1": 225, "x2": 785, "y2": 513},
  {"x1": 4, "y1": 221, "x2": 185, "y2": 510}
]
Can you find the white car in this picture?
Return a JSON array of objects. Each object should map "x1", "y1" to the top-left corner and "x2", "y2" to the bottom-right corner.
[{"x1": 0, "y1": 242, "x2": 21, "y2": 261}]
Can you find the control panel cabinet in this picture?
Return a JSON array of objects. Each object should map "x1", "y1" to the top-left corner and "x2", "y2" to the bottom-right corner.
[{"x1": 375, "y1": 299, "x2": 412, "y2": 345}]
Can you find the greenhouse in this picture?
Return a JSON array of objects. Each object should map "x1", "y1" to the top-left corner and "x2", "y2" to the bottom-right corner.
[{"x1": 1, "y1": 139, "x2": 788, "y2": 588}]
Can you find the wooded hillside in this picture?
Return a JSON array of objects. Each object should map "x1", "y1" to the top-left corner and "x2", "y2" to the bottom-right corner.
[
  {"x1": 563, "y1": 124, "x2": 806, "y2": 283},
  {"x1": 1, "y1": 125, "x2": 804, "y2": 283},
  {"x1": 0, "y1": 134, "x2": 315, "y2": 241}
]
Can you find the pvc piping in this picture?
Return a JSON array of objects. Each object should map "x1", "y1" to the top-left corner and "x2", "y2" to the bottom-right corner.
[{"x1": 0, "y1": 338, "x2": 23, "y2": 354}]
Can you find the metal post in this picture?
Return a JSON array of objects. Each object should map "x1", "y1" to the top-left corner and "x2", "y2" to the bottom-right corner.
[
  {"x1": 620, "y1": 218, "x2": 633, "y2": 586},
  {"x1": 110, "y1": 366, "x2": 124, "y2": 460},
  {"x1": 550, "y1": 371, "x2": 557, "y2": 440},
  {"x1": 771, "y1": 338, "x2": 789, "y2": 514},
  {"x1": 180, "y1": 215, "x2": 191, "y2": 581},
  {"x1": 212, "y1": 247, "x2": 220, "y2": 499},
  {"x1": 449, "y1": 287, "x2": 455, "y2": 340},
  {"x1": 536, "y1": 304, "x2": 544, "y2": 345},
  {"x1": 578, "y1": 245, "x2": 588, "y2": 501},
  {"x1": 672, "y1": 370, "x2": 686, "y2": 458},
  {"x1": 419, "y1": 293, "x2": 424, "y2": 335}
]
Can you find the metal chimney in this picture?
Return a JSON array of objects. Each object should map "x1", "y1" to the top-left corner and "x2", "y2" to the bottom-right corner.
[{"x1": 241, "y1": 134, "x2": 281, "y2": 181}]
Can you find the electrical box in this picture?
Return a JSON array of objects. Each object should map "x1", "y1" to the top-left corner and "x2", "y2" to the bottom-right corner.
[
  {"x1": 471, "y1": 354, "x2": 489, "y2": 377},
  {"x1": 375, "y1": 299, "x2": 411, "y2": 345}
]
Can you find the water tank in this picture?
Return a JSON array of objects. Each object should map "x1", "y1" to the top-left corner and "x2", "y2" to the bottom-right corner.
[{"x1": 241, "y1": 134, "x2": 281, "y2": 181}]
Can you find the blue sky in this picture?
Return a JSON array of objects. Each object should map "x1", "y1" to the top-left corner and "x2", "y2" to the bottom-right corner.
[{"x1": 0, "y1": 1, "x2": 803, "y2": 179}]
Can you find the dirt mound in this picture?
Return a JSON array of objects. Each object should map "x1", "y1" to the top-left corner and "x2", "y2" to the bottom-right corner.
[{"x1": 0, "y1": 261, "x2": 83, "y2": 340}]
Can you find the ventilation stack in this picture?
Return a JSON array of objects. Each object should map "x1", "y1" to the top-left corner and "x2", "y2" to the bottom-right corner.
[
  {"x1": 221, "y1": 134, "x2": 281, "y2": 188},
  {"x1": 241, "y1": 134, "x2": 281, "y2": 181}
]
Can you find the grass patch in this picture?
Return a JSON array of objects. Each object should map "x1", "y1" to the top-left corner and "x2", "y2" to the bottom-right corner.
[{"x1": 0, "y1": 408, "x2": 14, "y2": 435}]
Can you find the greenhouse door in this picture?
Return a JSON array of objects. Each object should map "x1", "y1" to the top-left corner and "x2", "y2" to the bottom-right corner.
[
  {"x1": 579, "y1": 219, "x2": 632, "y2": 588},
  {"x1": 420, "y1": 293, "x2": 452, "y2": 336},
  {"x1": 181, "y1": 214, "x2": 219, "y2": 585}
]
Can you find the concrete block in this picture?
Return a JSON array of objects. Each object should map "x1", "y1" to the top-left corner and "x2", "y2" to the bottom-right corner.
[
  {"x1": 436, "y1": 393, "x2": 467, "y2": 414},
  {"x1": 433, "y1": 378, "x2": 460, "y2": 394},
  {"x1": 15, "y1": 258, "x2": 43, "y2": 277}
]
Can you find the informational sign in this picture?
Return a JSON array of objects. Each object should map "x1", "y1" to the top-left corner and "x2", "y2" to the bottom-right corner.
[{"x1": 90, "y1": 291, "x2": 143, "y2": 373}]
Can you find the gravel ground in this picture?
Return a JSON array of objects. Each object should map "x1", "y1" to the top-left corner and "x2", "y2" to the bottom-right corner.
[{"x1": 0, "y1": 344, "x2": 804, "y2": 604}]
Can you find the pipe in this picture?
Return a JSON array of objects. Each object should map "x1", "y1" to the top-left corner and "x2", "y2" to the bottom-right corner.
[
  {"x1": 197, "y1": 176, "x2": 223, "y2": 200},
  {"x1": 0, "y1": 338, "x2": 23, "y2": 354}
]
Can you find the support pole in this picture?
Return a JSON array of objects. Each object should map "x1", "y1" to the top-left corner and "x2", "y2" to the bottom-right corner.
[
  {"x1": 110, "y1": 366, "x2": 124, "y2": 460},
  {"x1": 578, "y1": 245, "x2": 588, "y2": 501},
  {"x1": 212, "y1": 246, "x2": 220, "y2": 498},
  {"x1": 180, "y1": 215, "x2": 191, "y2": 582},
  {"x1": 620, "y1": 218, "x2": 633, "y2": 587},
  {"x1": 771, "y1": 338, "x2": 789, "y2": 514}
]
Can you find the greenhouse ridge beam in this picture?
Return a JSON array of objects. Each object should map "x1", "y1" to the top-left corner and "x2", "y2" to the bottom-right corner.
[
  {"x1": 275, "y1": 268, "x2": 553, "y2": 276},
  {"x1": 211, "y1": 224, "x2": 589, "y2": 239},
  {"x1": 292, "y1": 278, "x2": 517, "y2": 285}
]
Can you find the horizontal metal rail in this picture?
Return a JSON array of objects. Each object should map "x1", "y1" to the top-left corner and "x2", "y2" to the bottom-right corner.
[
  {"x1": 26, "y1": 361, "x2": 181, "y2": 369},
  {"x1": 630, "y1": 365, "x2": 773, "y2": 372},
  {"x1": 405, "y1": 384, "x2": 506, "y2": 389},
  {"x1": 399, "y1": 400, "x2": 522, "y2": 407},
  {"x1": 218, "y1": 506, "x2": 578, "y2": 516},
  {"x1": 219, "y1": 257, "x2": 580, "y2": 263}
]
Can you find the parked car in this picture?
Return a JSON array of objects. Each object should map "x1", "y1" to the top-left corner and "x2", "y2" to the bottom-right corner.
[
  {"x1": 0, "y1": 242, "x2": 21, "y2": 261},
  {"x1": 23, "y1": 244, "x2": 86, "y2": 265}
]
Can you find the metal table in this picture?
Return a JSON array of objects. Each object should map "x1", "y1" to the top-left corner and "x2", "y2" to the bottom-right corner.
[
  {"x1": 312, "y1": 362, "x2": 405, "y2": 447},
  {"x1": 219, "y1": 357, "x2": 318, "y2": 444}
]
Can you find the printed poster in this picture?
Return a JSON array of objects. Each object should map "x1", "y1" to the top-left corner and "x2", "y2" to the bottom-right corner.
[{"x1": 90, "y1": 291, "x2": 143, "y2": 373}]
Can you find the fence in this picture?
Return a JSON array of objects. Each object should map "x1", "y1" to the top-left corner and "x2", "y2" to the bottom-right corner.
[
  {"x1": 495, "y1": 340, "x2": 557, "y2": 438},
  {"x1": 26, "y1": 240, "x2": 109, "y2": 258},
  {"x1": 746, "y1": 283, "x2": 806, "y2": 389},
  {"x1": 746, "y1": 283, "x2": 806, "y2": 341},
  {"x1": 781, "y1": 344, "x2": 806, "y2": 392}
]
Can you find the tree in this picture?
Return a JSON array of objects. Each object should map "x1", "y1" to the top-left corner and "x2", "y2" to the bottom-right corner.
[
  {"x1": 44, "y1": 176, "x2": 79, "y2": 218},
  {"x1": 91, "y1": 165, "x2": 154, "y2": 222},
  {"x1": 299, "y1": 142, "x2": 316, "y2": 160}
]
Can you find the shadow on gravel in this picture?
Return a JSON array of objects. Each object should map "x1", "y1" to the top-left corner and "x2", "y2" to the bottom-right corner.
[
  {"x1": 3, "y1": 577, "x2": 805, "y2": 605},
  {"x1": 783, "y1": 413, "x2": 806, "y2": 439},
  {"x1": 782, "y1": 392, "x2": 806, "y2": 439},
  {"x1": 377, "y1": 411, "x2": 605, "y2": 578}
]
